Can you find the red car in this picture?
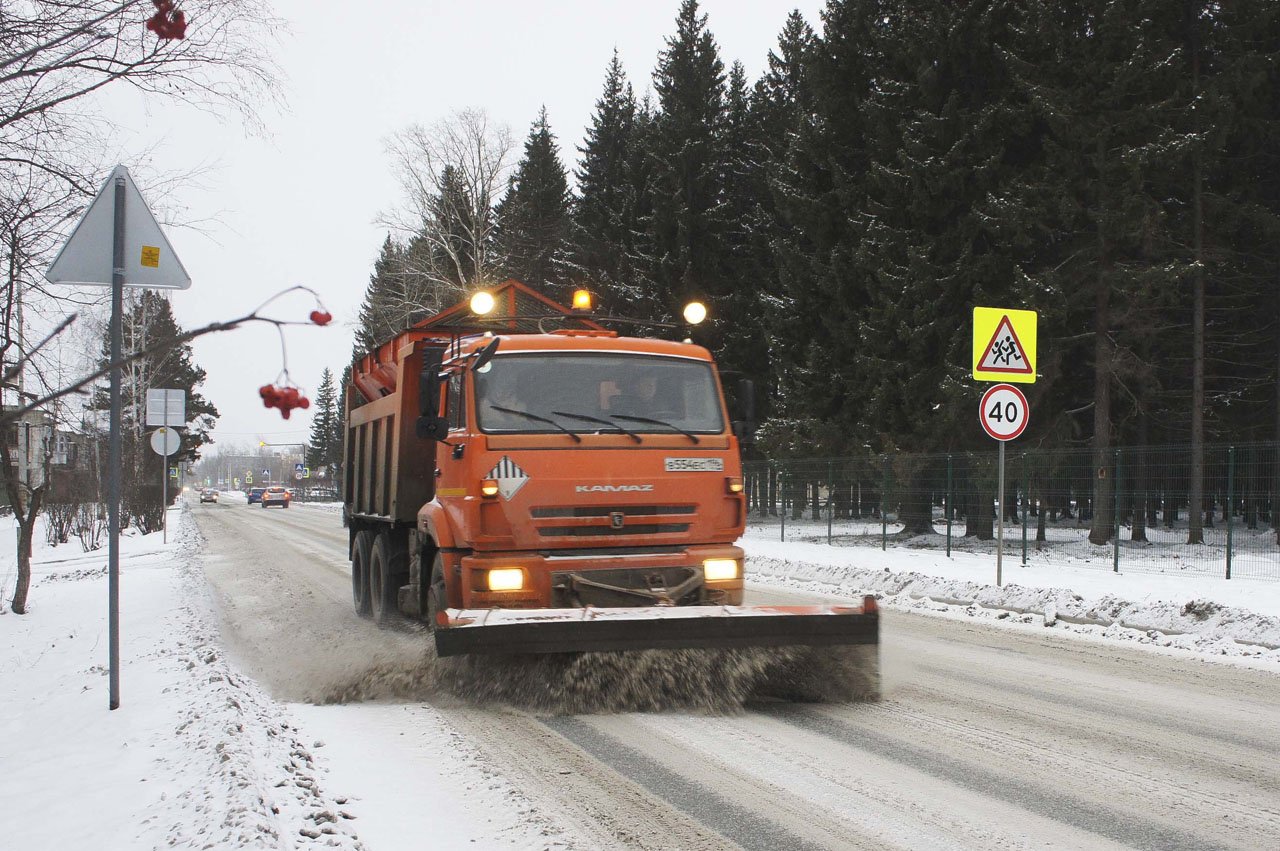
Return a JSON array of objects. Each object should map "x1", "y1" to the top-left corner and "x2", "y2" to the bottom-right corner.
[{"x1": 260, "y1": 486, "x2": 291, "y2": 509}]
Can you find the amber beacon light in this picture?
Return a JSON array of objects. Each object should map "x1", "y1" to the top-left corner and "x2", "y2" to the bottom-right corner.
[{"x1": 470, "y1": 290, "x2": 496, "y2": 316}]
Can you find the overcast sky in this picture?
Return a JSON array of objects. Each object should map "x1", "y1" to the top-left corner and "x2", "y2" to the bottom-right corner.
[{"x1": 103, "y1": 0, "x2": 825, "y2": 454}]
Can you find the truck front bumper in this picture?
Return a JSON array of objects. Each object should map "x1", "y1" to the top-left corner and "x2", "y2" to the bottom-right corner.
[{"x1": 433, "y1": 597, "x2": 880, "y2": 657}]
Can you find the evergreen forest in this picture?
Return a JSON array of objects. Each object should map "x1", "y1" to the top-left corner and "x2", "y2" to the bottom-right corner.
[{"x1": 359, "y1": 0, "x2": 1280, "y2": 498}]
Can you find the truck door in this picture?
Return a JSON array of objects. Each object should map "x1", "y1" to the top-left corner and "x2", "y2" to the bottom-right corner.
[{"x1": 437, "y1": 371, "x2": 470, "y2": 500}]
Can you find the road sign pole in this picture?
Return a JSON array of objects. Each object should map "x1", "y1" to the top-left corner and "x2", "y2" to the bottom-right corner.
[
  {"x1": 997, "y1": 441, "x2": 1005, "y2": 587},
  {"x1": 161, "y1": 449, "x2": 168, "y2": 545},
  {"x1": 108, "y1": 175, "x2": 124, "y2": 711}
]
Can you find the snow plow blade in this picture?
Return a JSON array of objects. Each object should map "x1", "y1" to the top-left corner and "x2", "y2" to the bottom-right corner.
[{"x1": 433, "y1": 596, "x2": 879, "y2": 657}]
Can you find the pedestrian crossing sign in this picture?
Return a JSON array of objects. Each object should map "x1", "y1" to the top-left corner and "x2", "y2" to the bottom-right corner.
[{"x1": 973, "y1": 307, "x2": 1037, "y2": 384}]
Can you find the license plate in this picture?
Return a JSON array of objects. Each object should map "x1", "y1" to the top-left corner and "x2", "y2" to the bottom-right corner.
[{"x1": 664, "y1": 457, "x2": 724, "y2": 472}]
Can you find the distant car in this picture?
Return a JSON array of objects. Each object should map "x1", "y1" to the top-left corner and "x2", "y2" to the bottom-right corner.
[
  {"x1": 199, "y1": 488, "x2": 218, "y2": 503},
  {"x1": 260, "y1": 486, "x2": 291, "y2": 509},
  {"x1": 247, "y1": 487, "x2": 266, "y2": 505}
]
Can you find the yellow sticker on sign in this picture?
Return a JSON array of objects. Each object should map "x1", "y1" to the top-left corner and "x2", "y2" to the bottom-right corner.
[
  {"x1": 140, "y1": 245, "x2": 160, "y2": 268},
  {"x1": 973, "y1": 306, "x2": 1037, "y2": 383}
]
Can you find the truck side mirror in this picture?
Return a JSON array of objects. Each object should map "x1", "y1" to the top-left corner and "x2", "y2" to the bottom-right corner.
[
  {"x1": 417, "y1": 349, "x2": 450, "y2": 441},
  {"x1": 472, "y1": 337, "x2": 500, "y2": 371},
  {"x1": 416, "y1": 414, "x2": 450, "y2": 441}
]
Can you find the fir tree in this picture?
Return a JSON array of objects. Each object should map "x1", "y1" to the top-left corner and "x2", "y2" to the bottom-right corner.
[
  {"x1": 92, "y1": 292, "x2": 218, "y2": 532},
  {"x1": 305, "y1": 368, "x2": 340, "y2": 475},
  {"x1": 645, "y1": 0, "x2": 730, "y2": 322},
  {"x1": 570, "y1": 51, "x2": 640, "y2": 311},
  {"x1": 768, "y1": 0, "x2": 879, "y2": 456},
  {"x1": 493, "y1": 107, "x2": 571, "y2": 293}
]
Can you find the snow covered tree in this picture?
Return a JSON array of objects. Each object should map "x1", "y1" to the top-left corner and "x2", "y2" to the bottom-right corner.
[
  {"x1": 769, "y1": 0, "x2": 878, "y2": 456},
  {"x1": 381, "y1": 109, "x2": 514, "y2": 303},
  {"x1": 493, "y1": 108, "x2": 572, "y2": 293},
  {"x1": 91, "y1": 293, "x2": 218, "y2": 533},
  {"x1": 570, "y1": 52, "x2": 642, "y2": 312},
  {"x1": 356, "y1": 236, "x2": 413, "y2": 352},
  {"x1": 305, "y1": 368, "x2": 340, "y2": 476},
  {"x1": 644, "y1": 0, "x2": 730, "y2": 323}
]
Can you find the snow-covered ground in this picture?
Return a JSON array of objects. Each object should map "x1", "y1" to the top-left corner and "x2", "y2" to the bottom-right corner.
[
  {"x1": 743, "y1": 531, "x2": 1280, "y2": 668},
  {"x1": 0, "y1": 505, "x2": 572, "y2": 850},
  {"x1": 3, "y1": 501, "x2": 1278, "y2": 849}
]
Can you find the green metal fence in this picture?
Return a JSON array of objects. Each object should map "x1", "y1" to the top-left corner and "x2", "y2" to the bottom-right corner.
[{"x1": 743, "y1": 442, "x2": 1280, "y2": 581}]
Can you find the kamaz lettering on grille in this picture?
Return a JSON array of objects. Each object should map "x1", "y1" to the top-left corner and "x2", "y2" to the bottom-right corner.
[{"x1": 574, "y1": 484, "x2": 655, "y2": 493}]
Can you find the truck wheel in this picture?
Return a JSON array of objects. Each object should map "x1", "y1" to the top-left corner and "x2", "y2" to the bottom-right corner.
[
  {"x1": 425, "y1": 552, "x2": 448, "y2": 633},
  {"x1": 370, "y1": 532, "x2": 408, "y2": 627},
  {"x1": 351, "y1": 530, "x2": 373, "y2": 617}
]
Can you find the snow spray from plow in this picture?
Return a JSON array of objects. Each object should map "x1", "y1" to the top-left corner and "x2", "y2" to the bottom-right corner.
[
  {"x1": 319, "y1": 643, "x2": 879, "y2": 714},
  {"x1": 319, "y1": 598, "x2": 881, "y2": 713}
]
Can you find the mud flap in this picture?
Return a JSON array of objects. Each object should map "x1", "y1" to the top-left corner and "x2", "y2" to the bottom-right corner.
[{"x1": 433, "y1": 596, "x2": 879, "y2": 657}]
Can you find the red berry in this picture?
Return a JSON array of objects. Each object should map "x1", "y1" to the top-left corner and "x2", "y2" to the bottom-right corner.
[
  {"x1": 309, "y1": 310, "x2": 332, "y2": 326},
  {"x1": 280, "y1": 408, "x2": 291, "y2": 420},
  {"x1": 299, "y1": 397, "x2": 311, "y2": 410}
]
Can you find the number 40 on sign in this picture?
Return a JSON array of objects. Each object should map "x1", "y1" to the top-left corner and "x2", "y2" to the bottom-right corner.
[{"x1": 979, "y1": 384, "x2": 1029, "y2": 442}]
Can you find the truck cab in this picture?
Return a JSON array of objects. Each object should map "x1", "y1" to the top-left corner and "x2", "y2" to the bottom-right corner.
[{"x1": 424, "y1": 330, "x2": 746, "y2": 618}]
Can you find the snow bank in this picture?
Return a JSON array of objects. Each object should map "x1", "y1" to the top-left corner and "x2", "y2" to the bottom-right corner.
[
  {"x1": 0, "y1": 507, "x2": 363, "y2": 850},
  {"x1": 744, "y1": 533, "x2": 1280, "y2": 668}
]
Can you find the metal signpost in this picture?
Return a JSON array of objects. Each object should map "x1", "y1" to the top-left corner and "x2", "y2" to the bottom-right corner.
[
  {"x1": 147, "y1": 390, "x2": 185, "y2": 544},
  {"x1": 148, "y1": 428, "x2": 181, "y2": 542},
  {"x1": 45, "y1": 165, "x2": 191, "y2": 710},
  {"x1": 973, "y1": 307, "x2": 1037, "y2": 588},
  {"x1": 979, "y1": 384, "x2": 1030, "y2": 586}
]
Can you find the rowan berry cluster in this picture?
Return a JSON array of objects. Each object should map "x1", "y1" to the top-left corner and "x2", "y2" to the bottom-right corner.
[
  {"x1": 309, "y1": 310, "x2": 332, "y2": 325},
  {"x1": 259, "y1": 384, "x2": 310, "y2": 419},
  {"x1": 146, "y1": 1, "x2": 187, "y2": 40}
]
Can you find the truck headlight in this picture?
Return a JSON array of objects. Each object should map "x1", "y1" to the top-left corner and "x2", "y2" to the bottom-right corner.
[
  {"x1": 702, "y1": 558, "x2": 740, "y2": 581},
  {"x1": 486, "y1": 568, "x2": 524, "y2": 591}
]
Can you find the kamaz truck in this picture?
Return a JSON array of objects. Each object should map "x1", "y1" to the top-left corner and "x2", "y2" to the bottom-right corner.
[{"x1": 343, "y1": 285, "x2": 878, "y2": 662}]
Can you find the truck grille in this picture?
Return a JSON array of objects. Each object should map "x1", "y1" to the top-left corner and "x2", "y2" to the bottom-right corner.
[
  {"x1": 537, "y1": 523, "x2": 691, "y2": 537},
  {"x1": 531, "y1": 505, "x2": 695, "y2": 518},
  {"x1": 531, "y1": 504, "x2": 695, "y2": 538}
]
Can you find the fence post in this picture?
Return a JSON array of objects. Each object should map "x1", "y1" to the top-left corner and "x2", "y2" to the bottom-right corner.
[
  {"x1": 1113, "y1": 447, "x2": 1121, "y2": 573},
  {"x1": 827, "y1": 460, "x2": 834, "y2": 545},
  {"x1": 1226, "y1": 446, "x2": 1234, "y2": 580},
  {"x1": 1021, "y1": 451, "x2": 1028, "y2": 566},
  {"x1": 779, "y1": 466, "x2": 786, "y2": 543},
  {"x1": 946, "y1": 454, "x2": 953, "y2": 558},
  {"x1": 881, "y1": 455, "x2": 889, "y2": 552}
]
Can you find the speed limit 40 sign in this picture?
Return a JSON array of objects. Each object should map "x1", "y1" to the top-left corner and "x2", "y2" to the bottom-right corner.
[{"x1": 979, "y1": 383, "x2": 1029, "y2": 441}]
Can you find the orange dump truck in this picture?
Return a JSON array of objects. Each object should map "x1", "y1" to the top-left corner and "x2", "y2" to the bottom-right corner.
[{"x1": 344, "y1": 308, "x2": 878, "y2": 658}]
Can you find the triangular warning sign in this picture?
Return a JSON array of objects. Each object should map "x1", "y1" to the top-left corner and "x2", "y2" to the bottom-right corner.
[
  {"x1": 45, "y1": 165, "x2": 191, "y2": 290},
  {"x1": 977, "y1": 315, "x2": 1033, "y2": 374}
]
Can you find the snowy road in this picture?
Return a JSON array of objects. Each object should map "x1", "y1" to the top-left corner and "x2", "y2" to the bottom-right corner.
[{"x1": 191, "y1": 499, "x2": 1280, "y2": 850}]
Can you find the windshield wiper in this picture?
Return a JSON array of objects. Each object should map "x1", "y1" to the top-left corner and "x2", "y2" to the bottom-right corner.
[
  {"x1": 489, "y1": 405, "x2": 582, "y2": 443},
  {"x1": 551, "y1": 410, "x2": 642, "y2": 443},
  {"x1": 611, "y1": 414, "x2": 701, "y2": 444}
]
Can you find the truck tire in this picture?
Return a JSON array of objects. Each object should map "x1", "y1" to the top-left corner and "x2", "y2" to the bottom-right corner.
[
  {"x1": 370, "y1": 531, "x2": 408, "y2": 627},
  {"x1": 425, "y1": 552, "x2": 447, "y2": 633},
  {"x1": 351, "y1": 530, "x2": 373, "y2": 617}
]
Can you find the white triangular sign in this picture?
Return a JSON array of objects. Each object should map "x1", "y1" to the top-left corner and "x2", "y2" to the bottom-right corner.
[
  {"x1": 45, "y1": 165, "x2": 191, "y2": 290},
  {"x1": 485, "y1": 456, "x2": 529, "y2": 500},
  {"x1": 977, "y1": 315, "x2": 1033, "y2": 375}
]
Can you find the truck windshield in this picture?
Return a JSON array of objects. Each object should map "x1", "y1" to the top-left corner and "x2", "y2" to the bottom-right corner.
[{"x1": 474, "y1": 353, "x2": 725, "y2": 435}]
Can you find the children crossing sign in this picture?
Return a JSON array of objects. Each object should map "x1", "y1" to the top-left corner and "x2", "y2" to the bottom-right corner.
[{"x1": 973, "y1": 307, "x2": 1037, "y2": 383}]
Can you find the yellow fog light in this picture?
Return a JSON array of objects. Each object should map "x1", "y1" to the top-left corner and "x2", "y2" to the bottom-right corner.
[
  {"x1": 486, "y1": 568, "x2": 524, "y2": 591},
  {"x1": 702, "y1": 558, "x2": 740, "y2": 581},
  {"x1": 480, "y1": 479, "x2": 499, "y2": 497}
]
